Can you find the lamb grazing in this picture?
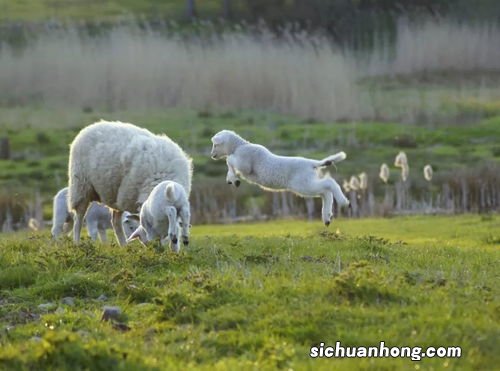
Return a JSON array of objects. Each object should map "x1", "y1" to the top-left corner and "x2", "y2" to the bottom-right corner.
[
  {"x1": 51, "y1": 187, "x2": 138, "y2": 242},
  {"x1": 210, "y1": 130, "x2": 349, "y2": 226},
  {"x1": 68, "y1": 120, "x2": 192, "y2": 246},
  {"x1": 126, "y1": 180, "x2": 191, "y2": 252}
]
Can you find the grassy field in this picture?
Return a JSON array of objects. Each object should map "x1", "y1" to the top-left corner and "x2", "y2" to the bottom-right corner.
[
  {"x1": 1, "y1": 107, "x2": 499, "y2": 196},
  {"x1": 0, "y1": 214, "x2": 498, "y2": 369},
  {"x1": 0, "y1": 0, "x2": 225, "y2": 22}
]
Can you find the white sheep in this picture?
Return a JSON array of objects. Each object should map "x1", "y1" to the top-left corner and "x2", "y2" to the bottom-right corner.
[
  {"x1": 210, "y1": 130, "x2": 349, "y2": 226},
  {"x1": 51, "y1": 187, "x2": 138, "y2": 242},
  {"x1": 68, "y1": 120, "x2": 192, "y2": 246},
  {"x1": 126, "y1": 181, "x2": 190, "y2": 252}
]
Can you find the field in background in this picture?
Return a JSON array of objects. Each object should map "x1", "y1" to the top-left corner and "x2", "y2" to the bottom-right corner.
[
  {"x1": 0, "y1": 215, "x2": 498, "y2": 369},
  {"x1": 1, "y1": 19, "x2": 500, "y2": 123}
]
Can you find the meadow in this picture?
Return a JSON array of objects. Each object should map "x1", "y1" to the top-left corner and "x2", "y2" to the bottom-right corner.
[{"x1": 0, "y1": 215, "x2": 498, "y2": 370}]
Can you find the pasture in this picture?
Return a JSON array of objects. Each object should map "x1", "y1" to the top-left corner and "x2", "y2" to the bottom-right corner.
[{"x1": 0, "y1": 215, "x2": 498, "y2": 369}]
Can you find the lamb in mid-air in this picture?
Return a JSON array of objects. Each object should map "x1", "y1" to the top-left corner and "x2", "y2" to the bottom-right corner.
[
  {"x1": 68, "y1": 120, "x2": 192, "y2": 246},
  {"x1": 210, "y1": 130, "x2": 349, "y2": 226},
  {"x1": 51, "y1": 187, "x2": 138, "y2": 241},
  {"x1": 126, "y1": 180, "x2": 191, "y2": 252}
]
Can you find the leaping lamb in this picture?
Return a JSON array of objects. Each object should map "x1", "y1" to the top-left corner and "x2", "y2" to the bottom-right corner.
[
  {"x1": 210, "y1": 130, "x2": 349, "y2": 226},
  {"x1": 68, "y1": 120, "x2": 192, "y2": 246}
]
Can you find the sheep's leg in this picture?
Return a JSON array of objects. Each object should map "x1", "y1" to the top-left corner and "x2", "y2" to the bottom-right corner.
[
  {"x1": 72, "y1": 203, "x2": 88, "y2": 243},
  {"x1": 86, "y1": 220, "x2": 99, "y2": 241},
  {"x1": 169, "y1": 226, "x2": 181, "y2": 253},
  {"x1": 111, "y1": 210, "x2": 126, "y2": 246}
]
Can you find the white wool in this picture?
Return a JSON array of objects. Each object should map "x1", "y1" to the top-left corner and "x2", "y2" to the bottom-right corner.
[
  {"x1": 68, "y1": 120, "x2": 192, "y2": 246},
  {"x1": 210, "y1": 130, "x2": 349, "y2": 226},
  {"x1": 126, "y1": 180, "x2": 191, "y2": 253}
]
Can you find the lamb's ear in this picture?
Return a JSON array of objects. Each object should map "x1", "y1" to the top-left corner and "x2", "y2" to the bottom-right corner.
[
  {"x1": 124, "y1": 213, "x2": 140, "y2": 223},
  {"x1": 165, "y1": 183, "x2": 176, "y2": 202}
]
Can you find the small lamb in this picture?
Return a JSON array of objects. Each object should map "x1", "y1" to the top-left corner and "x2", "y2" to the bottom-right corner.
[
  {"x1": 51, "y1": 187, "x2": 138, "y2": 242},
  {"x1": 126, "y1": 180, "x2": 191, "y2": 253},
  {"x1": 210, "y1": 130, "x2": 349, "y2": 226}
]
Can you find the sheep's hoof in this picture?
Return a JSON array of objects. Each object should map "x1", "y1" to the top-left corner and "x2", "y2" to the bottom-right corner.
[
  {"x1": 227, "y1": 181, "x2": 232, "y2": 185},
  {"x1": 324, "y1": 220, "x2": 330, "y2": 227},
  {"x1": 170, "y1": 235, "x2": 178, "y2": 244},
  {"x1": 182, "y1": 237, "x2": 189, "y2": 246},
  {"x1": 235, "y1": 180, "x2": 241, "y2": 187}
]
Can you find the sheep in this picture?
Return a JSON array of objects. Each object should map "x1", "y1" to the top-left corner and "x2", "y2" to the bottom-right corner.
[
  {"x1": 51, "y1": 187, "x2": 139, "y2": 242},
  {"x1": 210, "y1": 130, "x2": 349, "y2": 226},
  {"x1": 423, "y1": 164, "x2": 433, "y2": 181},
  {"x1": 379, "y1": 163, "x2": 390, "y2": 183},
  {"x1": 126, "y1": 180, "x2": 191, "y2": 252},
  {"x1": 68, "y1": 120, "x2": 192, "y2": 246}
]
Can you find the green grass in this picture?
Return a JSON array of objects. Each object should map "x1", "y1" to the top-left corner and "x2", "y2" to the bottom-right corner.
[
  {"x1": 0, "y1": 215, "x2": 499, "y2": 369},
  {"x1": 0, "y1": 0, "x2": 225, "y2": 22},
  {"x1": 1, "y1": 106, "x2": 499, "y2": 195}
]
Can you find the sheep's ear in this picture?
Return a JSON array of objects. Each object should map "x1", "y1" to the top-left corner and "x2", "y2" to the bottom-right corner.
[{"x1": 165, "y1": 183, "x2": 176, "y2": 202}]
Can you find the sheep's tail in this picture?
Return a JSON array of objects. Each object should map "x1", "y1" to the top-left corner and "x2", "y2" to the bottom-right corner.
[{"x1": 315, "y1": 151, "x2": 347, "y2": 168}]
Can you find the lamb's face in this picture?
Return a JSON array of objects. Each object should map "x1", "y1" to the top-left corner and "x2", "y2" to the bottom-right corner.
[
  {"x1": 122, "y1": 212, "x2": 140, "y2": 239},
  {"x1": 210, "y1": 131, "x2": 231, "y2": 159}
]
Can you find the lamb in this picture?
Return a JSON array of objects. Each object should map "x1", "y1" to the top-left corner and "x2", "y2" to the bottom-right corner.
[
  {"x1": 126, "y1": 181, "x2": 191, "y2": 252},
  {"x1": 68, "y1": 120, "x2": 192, "y2": 246},
  {"x1": 51, "y1": 187, "x2": 139, "y2": 242},
  {"x1": 210, "y1": 130, "x2": 349, "y2": 226}
]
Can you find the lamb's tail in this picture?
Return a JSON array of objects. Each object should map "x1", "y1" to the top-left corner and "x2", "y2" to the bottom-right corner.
[{"x1": 315, "y1": 151, "x2": 347, "y2": 168}]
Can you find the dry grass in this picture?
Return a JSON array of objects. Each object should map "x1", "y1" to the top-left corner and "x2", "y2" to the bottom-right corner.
[{"x1": 1, "y1": 18, "x2": 500, "y2": 123}]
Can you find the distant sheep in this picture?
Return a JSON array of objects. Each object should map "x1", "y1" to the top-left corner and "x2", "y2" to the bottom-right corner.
[
  {"x1": 126, "y1": 180, "x2": 191, "y2": 252},
  {"x1": 210, "y1": 130, "x2": 349, "y2": 226},
  {"x1": 51, "y1": 187, "x2": 138, "y2": 242},
  {"x1": 68, "y1": 120, "x2": 192, "y2": 246}
]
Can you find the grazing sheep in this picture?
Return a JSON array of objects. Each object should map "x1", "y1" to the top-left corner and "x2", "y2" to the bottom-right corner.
[
  {"x1": 210, "y1": 130, "x2": 349, "y2": 226},
  {"x1": 68, "y1": 120, "x2": 192, "y2": 246},
  {"x1": 52, "y1": 187, "x2": 138, "y2": 242},
  {"x1": 126, "y1": 180, "x2": 191, "y2": 252}
]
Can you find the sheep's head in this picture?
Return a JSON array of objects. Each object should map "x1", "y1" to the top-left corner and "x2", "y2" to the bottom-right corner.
[{"x1": 210, "y1": 130, "x2": 246, "y2": 159}]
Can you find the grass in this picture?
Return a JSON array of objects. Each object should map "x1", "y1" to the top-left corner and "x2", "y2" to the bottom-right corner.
[
  {"x1": 0, "y1": 0, "x2": 225, "y2": 22},
  {"x1": 0, "y1": 214, "x2": 498, "y2": 369},
  {"x1": 1, "y1": 106, "x2": 499, "y2": 194}
]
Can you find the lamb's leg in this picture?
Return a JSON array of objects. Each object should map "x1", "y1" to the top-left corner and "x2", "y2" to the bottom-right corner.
[
  {"x1": 98, "y1": 228, "x2": 107, "y2": 243},
  {"x1": 179, "y1": 209, "x2": 191, "y2": 247},
  {"x1": 226, "y1": 157, "x2": 241, "y2": 187},
  {"x1": 321, "y1": 192, "x2": 334, "y2": 226},
  {"x1": 111, "y1": 210, "x2": 126, "y2": 246},
  {"x1": 325, "y1": 178, "x2": 350, "y2": 207},
  {"x1": 86, "y1": 220, "x2": 99, "y2": 241}
]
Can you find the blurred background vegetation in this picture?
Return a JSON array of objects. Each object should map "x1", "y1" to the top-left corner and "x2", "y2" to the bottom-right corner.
[{"x1": 0, "y1": 0, "x2": 499, "y2": 228}]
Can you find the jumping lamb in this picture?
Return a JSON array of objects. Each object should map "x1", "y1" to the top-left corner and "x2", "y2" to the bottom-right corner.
[
  {"x1": 51, "y1": 187, "x2": 138, "y2": 242},
  {"x1": 210, "y1": 130, "x2": 349, "y2": 226},
  {"x1": 126, "y1": 180, "x2": 191, "y2": 252},
  {"x1": 68, "y1": 120, "x2": 192, "y2": 246}
]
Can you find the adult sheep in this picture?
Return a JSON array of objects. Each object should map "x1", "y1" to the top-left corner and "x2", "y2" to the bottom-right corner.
[{"x1": 68, "y1": 120, "x2": 192, "y2": 246}]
